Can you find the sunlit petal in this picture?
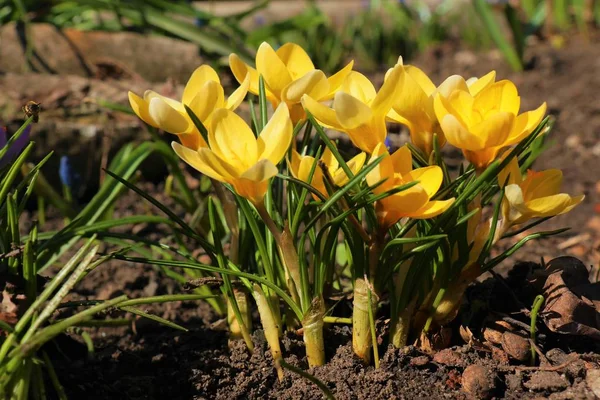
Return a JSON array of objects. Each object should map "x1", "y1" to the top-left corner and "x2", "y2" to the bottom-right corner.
[
  {"x1": 324, "y1": 60, "x2": 354, "y2": 99},
  {"x1": 183, "y1": 65, "x2": 220, "y2": 105},
  {"x1": 389, "y1": 145, "x2": 412, "y2": 176},
  {"x1": 275, "y1": 42, "x2": 315, "y2": 79},
  {"x1": 505, "y1": 102, "x2": 547, "y2": 146},
  {"x1": 440, "y1": 114, "x2": 483, "y2": 151},
  {"x1": 281, "y1": 70, "x2": 330, "y2": 104},
  {"x1": 256, "y1": 42, "x2": 292, "y2": 98},
  {"x1": 339, "y1": 71, "x2": 377, "y2": 104},
  {"x1": 226, "y1": 72, "x2": 251, "y2": 111},
  {"x1": 149, "y1": 97, "x2": 190, "y2": 134},
  {"x1": 209, "y1": 108, "x2": 257, "y2": 170},
  {"x1": 472, "y1": 111, "x2": 514, "y2": 148},
  {"x1": 187, "y1": 80, "x2": 225, "y2": 122},
  {"x1": 173, "y1": 142, "x2": 228, "y2": 181},
  {"x1": 334, "y1": 92, "x2": 373, "y2": 130},
  {"x1": 257, "y1": 104, "x2": 293, "y2": 165},
  {"x1": 301, "y1": 95, "x2": 342, "y2": 130},
  {"x1": 407, "y1": 198, "x2": 454, "y2": 219},
  {"x1": 404, "y1": 166, "x2": 443, "y2": 198},
  {"x1": 229, "y1": 53, "x2": 261, "y2": 95},
  {"x1": 467, "y1": 71, "x2": 496, "y2": 96},
  {"x1": 128, "y1": 91, "x2": 157, "y2": 127}
]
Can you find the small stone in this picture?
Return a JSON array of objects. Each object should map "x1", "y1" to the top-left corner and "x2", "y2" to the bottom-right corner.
[
  {"x1": 433, "y1": 348, "x2": 465, "y2": 367},
  {"x1": 524, "y1": 371, "x2": 568, "y2": 392},
  {"x1": 586, "y1": 369, "x2": 600, "y2": 398},
  {"x1": 462, "y1": 364, "x2": 496, "y2": 399},
  {"x1": 501, "y1": 331, "x2": 531, "y2": 362},
  {"x1": 483, "y1": 327, "x2": 504, "y2": 345}
]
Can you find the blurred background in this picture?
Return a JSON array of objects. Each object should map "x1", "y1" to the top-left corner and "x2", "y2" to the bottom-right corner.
[{"x1": 0, "y1": 0, "x2": 599, "y2": 266}]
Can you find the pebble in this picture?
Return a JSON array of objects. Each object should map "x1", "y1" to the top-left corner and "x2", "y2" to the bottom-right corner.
[
  {"x1": 501, "y1": 331, "x2": 531, "y2": 362},
  {"x1": 462, "y1": 364, "x2": 496, "y2": 399}
]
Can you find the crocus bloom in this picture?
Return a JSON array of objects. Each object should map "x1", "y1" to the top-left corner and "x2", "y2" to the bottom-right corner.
[
  {"x1": 433, "y1": 78, "x2": 547, "y2": 169},
  {"x1": 289, "y1": 146, "x2": 366, "y2": 198},
  {"x1": 129, "y1": 65, "x2": 250, "y2": 150},
  {"x1": 366, "y1": 143, "x2": 454, "y2": 229},
  {"x1": 301, "y1": 66, "x2": 403, "y2": 154},
  {"x1": 0, "y1": 124, "x2": 32, "y2": 169},
  {"x1": 229, "y1": 42, "x2": 353, "y2": 123},
  {"x1": 498, "y1": 157, "x2": 584, "y2": 226},
  {"x1": 386, "y1": 59, "x2": 497, "y2": 156},
  {"x1": 172, "y1": 105, "x2": 292, "y2": 205}
]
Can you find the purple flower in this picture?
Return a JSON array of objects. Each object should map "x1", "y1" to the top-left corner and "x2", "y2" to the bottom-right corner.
[
  {"x1": 0, "y1": 124, "x2": 32, "y2": 169},
  {"x1": 384, "y1": 135, "x2": 392, "y2": 150}
]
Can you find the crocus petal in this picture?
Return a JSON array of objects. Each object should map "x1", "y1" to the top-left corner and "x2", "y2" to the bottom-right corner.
[
  {"x1": 334, "y1": 92, "x2": 373, "y2": 130},
  {"x1": 340, "y1": 71, "x2": 377, "y2": 104},
  {"x1": 404, "y1": 166, "x2": 443, "y2": 198},
  {"x1": 435, "y1": 75, "x2": 468, "y2": 98},
  {"x1": 472, "y1": 111, "x2": 514, "y2": 148},
  {"x1": 505, "y1": 102, "x2": 547, "y2": 146},
  {"x1": 281, "y1": 70, "x2": 330, "y2": 104},
  {"x1": 521, "y1": 169, "x2": 563, "y2": 201},
  {"x1": 324, "y1": 61, "x2": 354, "y2": 99},
  {"x1": 230, "y1": 53, "x2": 260, "y2": 95},
  {"x1": 366, "y1": 143, "x2": 394, "y2": 193},
  {"x1": 129, "y1": 91, "x2": 157, "y2": 127},
  {"x1": 257, "y1": 104, "x2": 293, "y2": 165},
  {"x1": 467, "y1": 71, "x2": 496, "y2": 96},
  {"x1": 209, "y1": 108, "x2": 258, "y2": 171},
  {"x1": 407, "y1": 198, "x2": 455, "y2": 219},
  {"x1": 256, "y1": 42, "x2": 292, "y2": 98},
  {"x1": 474, "y1": 80, "x2": 520, "y2": 116},
  {"x1": 182, "y1": 65, "x2": 220, "y2": 105},
  {"x1": 392, "y1": 67, "x2": 433, "y2": 126},
  {"x1": 226, "y1": 72, "x2": 251, "y2": 111},
  {"x1": 148, "y1": 97, "x2": 190, "y2": 134},
  {"x1": 384, "y1": 185, "x2": 430, "y2": 215},
  {"x1": 440, "y1": 114, "x2": 483, "y2": 151},
  {"x1": 331, "y1": 152, "x2": 366, "y2": 186},
  {"x1": 497, "y1": 156, "x2": 522, "y2": 187},
  {"x1": 561, "y1": 195, "x2": 585, "y2": 214},
  {"x1": 319, "y1": 146, "x2": 338, "y2": 172},
  {"x1": 187, "y1": 80, "x2": 224, "y2": 122},
  {"x1": 390, "y1": 145, "x2": 412, "y2": 176},
  {"x1": 525, "y1": 193, "x2": 573, "y2": 216},
  {"x1": 371, "y1": 64, "x2": 402, "y2": 116},
  {"x1": 172, "y1": 142, "x2": 230, "y2": 182},
  {"x1": 241, "y1": 158, "x2": 279, "y2": 182},
  {"x1": 275, "y1": 42, "x2": 315, "y2": 79},
  {"x1": 404, "y1": 65, "x2": 436, "y2": 96},
  {"x1": 301, "y1": 95, "x2": 342, "y2": 130}
]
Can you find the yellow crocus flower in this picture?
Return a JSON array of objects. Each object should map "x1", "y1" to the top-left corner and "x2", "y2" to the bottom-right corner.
[
  {"x1": 289, "y1": 146, "x2": 366, "y2": 198},
  {"x1": 129, "y1": 65, "x2": 250, "y2": 150},
  {"x1": 498, "y1": 157, "x2": 584, "y2": 226},
  {"x1": 301, "y1": 66, "x2": 403, "y2": 154},
  {"x1": 229, "y1": 42, "x2": 353, "y2": 123},
  {"x1": 172, "y1": 105, "x2": 292, "y2": 206},
  {"x1": 386, "y1": 59, "x2": 497, "y2": 156},
  {"x1": 366, "y1": 143, "x2": 454, "y2": 229},
  {"x1": 433, "y1": 77, "x2": 547, "y2": 169}
]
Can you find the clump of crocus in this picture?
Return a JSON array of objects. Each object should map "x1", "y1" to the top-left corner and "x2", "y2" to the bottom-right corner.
[
  {"x1": 129, "y1": 65, "x2": 250, "y2": 150},
  {"x1": 230, "y1": 42, "x2": 353, "y2": 123}
]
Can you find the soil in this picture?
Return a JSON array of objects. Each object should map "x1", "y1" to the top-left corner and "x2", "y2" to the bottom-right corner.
[{"x1": 5, "y1": 32, "x2": 600, "y2": 399}]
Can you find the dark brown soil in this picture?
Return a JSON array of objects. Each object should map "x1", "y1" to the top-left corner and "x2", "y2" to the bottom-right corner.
[{"x1": 11, "y1": 33, "x2": 600, "y2": 399}]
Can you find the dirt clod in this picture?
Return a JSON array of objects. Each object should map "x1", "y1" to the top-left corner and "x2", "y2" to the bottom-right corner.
[
  {"x1": 433, "y1": 348, "x2": 465, "y2": 367},
  {"x1": 586, "y1": 369, "x2": 600, "y2": 398},
  {"x1": 524, "y1": 371, "x2": 569, "y2": 392}
]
